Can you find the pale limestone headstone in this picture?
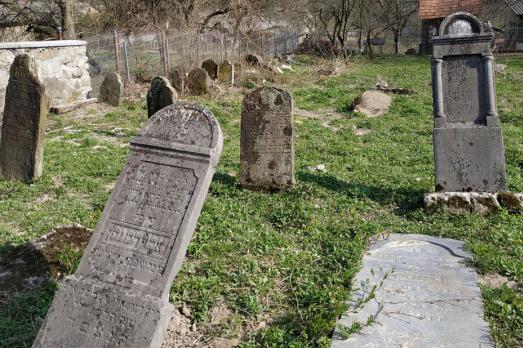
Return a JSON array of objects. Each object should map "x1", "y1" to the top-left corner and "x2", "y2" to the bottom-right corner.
[
  {"x1": 353, "y1": 90, "x2": 392, "y2": 118},
  {"x1": 99, "y1": 72, "x2": 123, "y2": 106},
  {"x1": 169, "y1": 68, "x2": 184, "y2": 93},
  {"x1": 431, "y1": 12, "x2": 507, "y2": 192},
  {"x1": 147, "y1": 76, "x2": 177, "y2": 118},
  {"x1": 33, "y1": 102, "x2": 223, "y2": 348},
  {"x1": 217, "y1": 60, "x2": 234, "y2": 85},
  {"x1": 187, "y1": 68, "x2": 211, "y2": 95},
  {"x1": 201, "y1": 59, "x2": 218, "y2": 80},
  {"x1": 0, "y1": 54, "x2": 48, "y2": 183},
  {"x1": 240, "y1": 87, "x2": 294, "y2": 190}
]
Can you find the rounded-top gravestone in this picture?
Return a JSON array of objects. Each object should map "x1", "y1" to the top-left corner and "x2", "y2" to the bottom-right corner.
[
  {"x1": 217, "y1": 60, "x2": 234, "y2": 84},
  {"x1": 187, "y1": 68, "x2": 211, "y2": 95},
  {"x1": 99, "y1": 72, "x2": 123, "y2": 106},
  {"x1": 201, "y1": 59, "x2": 218, "y2": 80},
  {"x1": 169, "y1": 67, "x2": 184, "y2": 93},
  {"x1": 147, "y1": 76, "x2": 177, "y2": 118}
]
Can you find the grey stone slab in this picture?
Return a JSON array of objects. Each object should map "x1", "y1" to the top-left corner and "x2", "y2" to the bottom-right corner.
[
  {"x1": 332, "y1": 234, "x2": 493, "y2": 348},
  {"x1": 218, "y1": 60, "x2": 234, "y2": 85},
  {"x1": 240, "y1": 87, "x2": 295, "y2": 190},
  {"x1": 0, "y1": 54, "x2": 48, "y2": 183},
  {"x1": 33, "y1": 102, "x2": 223, "y2": 348},
  {"x1": 431, "y1": 12, "x2": 507, "y2": 193},
  {"x1": 147, "y1": 76, "x2": 177, "y2": 118},
  {"x1": 99, "y1": 72, "x2": 123, "y2": 107},
  {"x1": 187, "y1": 68, "x2": 211, "y2": 95}
]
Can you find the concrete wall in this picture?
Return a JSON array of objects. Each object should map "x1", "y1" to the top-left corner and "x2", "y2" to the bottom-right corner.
[{"x1": 0, "y1": 40, "x2": 92, "y2": 111}]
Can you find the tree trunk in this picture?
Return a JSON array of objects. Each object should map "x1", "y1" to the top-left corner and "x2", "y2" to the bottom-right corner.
[
  {"x1": 61, "y1": 0, "x2": 75, "y2": 40},
  {"x1": 393, "y1": 29, "x2": 400, "y2": 54},
  {"x1": 367, "y1": 32, "x2": 374, "y2": 58}
]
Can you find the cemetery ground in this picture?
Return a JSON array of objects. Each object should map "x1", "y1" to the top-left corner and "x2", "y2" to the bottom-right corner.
[{"x1": 0, "y1": 55, "x2": 522, "y2": 347}]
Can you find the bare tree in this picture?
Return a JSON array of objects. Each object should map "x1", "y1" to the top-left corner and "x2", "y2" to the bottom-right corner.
[
  {"x1": 374, "y1": 0, "x2": 418, "y2": 54},
  {"x1": 353, "y1": 0, "x2": 390, "y2": 58}
]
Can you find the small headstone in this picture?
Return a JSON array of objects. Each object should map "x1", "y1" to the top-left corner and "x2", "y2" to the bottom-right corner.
[
  {"x1": 187, "y1": 68, "x2": 212, "y2": 95},
  {"x1": 217, "y1": 60, "x2": 234, "y2": 84},
  {"x1": 431, "y1": 13, "x2": 507, "y2": 192},
  {"x1": 246, "y1": 54, "x2": 264, "y2": 66},
  {"x1": 201, "y1": 59, "x2": 218, "y2": 80},
  {"x1": 405, "y1": 48, "x2": 418, "y2": 55},
  {"x1": 332, "y1": 234, "x2": 493, "y2": 347},
  {"x1": 0, "y1": 54, "x2": 48, "y2": 183},
  {"x1": 33, "y1": 102, "x2": 223, "y2": 348},
  {"x1": 234, "y1": 63, "x2": 242, "y2": 77},
  {"x1": 99, "y1": 72, "x2": 123, "y2": 106},
  {"x1": 240, "y1": 87, "x2": 294, "y2": 190},
  {"x1": 147, "y1": 76, "x2": 177, "y2": 118},
  {"x1": 169, "y1": 68, "x2": 184, "y2": 93},
  {"x1": 353, "y1": 90, "x2": 392, "y2": 117}
]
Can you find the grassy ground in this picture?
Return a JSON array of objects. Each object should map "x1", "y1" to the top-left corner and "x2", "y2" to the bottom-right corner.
[{"x1": 0, "y1": 55, "x2": 522, "y2": 347}]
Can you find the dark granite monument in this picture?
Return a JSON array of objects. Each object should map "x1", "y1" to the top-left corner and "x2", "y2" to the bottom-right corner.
[
  {"x1": 147, "y1": 76, "x2": 177, "y2": 118},
  {"x1": 33, "y1": 103, "x2": 223, "y2": 348},
  {"x1": 240, "y1": 87, "x2": 294, "y2": 190},
  {"x1": 0, "y1": 54, "x2": 48, "y2": 183},
  {"x1": 431, "y1": 12, "x2": 507, "y2": 193},
  {"x1": 201, "y1": 59, "x2": 218, "y2": 80},
  {"x1": 99, "y1": 72, "x2": 124, "y2": 107}
]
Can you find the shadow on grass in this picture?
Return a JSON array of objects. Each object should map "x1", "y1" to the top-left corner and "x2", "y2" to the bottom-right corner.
[{"x1": 298, "y1": 171, "x2": 425, "y2": 215}]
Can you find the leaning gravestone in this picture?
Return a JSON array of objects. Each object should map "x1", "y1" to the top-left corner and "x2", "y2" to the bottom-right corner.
[
  {"x1": 201, "y1": 59, "x2": 218, "y2": 80},
  {"x1": 431, "y1": 12, "x2": 507, "y2": 192},
  {"x1": 187, "y1": 68, "x2": 211, "y2": 95},
  {"x1": 147, "y1": 76, "x2": 177, "y2": 118},
  {"x1": 99, "y1": 72, "x2": 124, "y2": 106},
  {"x1": 0, "y1": 54, "x2": 48, "y2": 183},
  {"x1": 169, "y1": 68, "x2": 184, "y2": 93},
  {"x1": 240, "y1": 87, "x2": 294, "y2": 190},
  {"x1": 332, "y1": 234, "x2": 493, "y2": 347},
  {"x1": 218, "y1": 60, "x2": 234, "y2": 85},
  {"x1": 33, "y1": 102, "x2": 223, "y2": 348}
]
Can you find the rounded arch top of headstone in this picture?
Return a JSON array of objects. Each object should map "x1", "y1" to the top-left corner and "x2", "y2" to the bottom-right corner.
[
  {"x1": 243, "y1": 87, "x2": 293, "y2": 114},
  {"x1": 139, "y1": 102, "x2": 222, "y2": 151},
  {"x1": 439, "y1": 12, "x2": 484, "y2": 37}
]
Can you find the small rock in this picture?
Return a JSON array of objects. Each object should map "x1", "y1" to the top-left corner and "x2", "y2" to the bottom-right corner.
[
  {"x1": 352, "y1": 125, "x2": 371, "y2": 136},
  {"x1": 308, "y1": 164, "x2": 326, "y2": 173},
  {"x1": 181, "y1": 304, "x2": 191, "y2": 317},
  {"x1": 352, "y1": 90, "x2": 392, "y2": 118}
]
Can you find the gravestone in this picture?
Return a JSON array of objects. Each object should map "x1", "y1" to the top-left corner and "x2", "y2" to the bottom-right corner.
[
  {"x1": 33, "y1": 102, "x2": 223, "y2": 348},
  {"x1": 240, "y1": 87, "x2": 294, "y2": 190},
  {"x1": 217, "y1": 60, "x2": 234, "y2": 85},
  {"x1": 431, "y1": 12, "x2": 507, "y2": 192},
  {"x1": 201, "y1": 59, "x2": 218, "y2": 80},
  {"x1": 246, "y1": 54, "x2": 263, "y2": 66},
  {"x1": 169, "y1": 68, "x2": 184, "y2": 93},
  {"x1": 332, "y1": 234, "x2": 493, "y2": 347},
  {"x1": 147, "y1": 76, "x2": 177, "y2": 118},
  {"x1": 0, "y1": 54, "x2": 48, "y2": 183},
  {"x1": 187, "y1": 68, "x2": 211, "y2": 95},
  {"x1": 99, "y1": 72, "x2": 123, "y2": 106}
]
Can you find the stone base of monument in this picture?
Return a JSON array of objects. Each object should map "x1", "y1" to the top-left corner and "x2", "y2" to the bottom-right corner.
[{"x1": 424, "y1": 192, "x2": 523, "y2": 215}]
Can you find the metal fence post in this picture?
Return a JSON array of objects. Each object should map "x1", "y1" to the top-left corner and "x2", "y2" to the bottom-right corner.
[
  {"x1": 113, "y1": 30, "x2": 122, "y2": 75},
  {"x1": 122, "y1": 40, "x2": 131, "y2": 82}
]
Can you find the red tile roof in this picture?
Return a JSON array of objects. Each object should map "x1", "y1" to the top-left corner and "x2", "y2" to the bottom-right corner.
[{"x1": 419, "y1": 0, "x2": 483, "y2": 20}]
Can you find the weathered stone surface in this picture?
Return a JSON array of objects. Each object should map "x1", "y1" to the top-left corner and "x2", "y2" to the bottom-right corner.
[
  {"x1": 431, "y1": 13, "x2": 507, "y2": 193},
  {"x1": 353, "y1": 90, "x2": 392, "y2": 118},
  {"x1": 217, "y1": 60, "x2": 234, "y2": 84},
  {"x1": 99, "y1": 72, "x2": 123, "y2": 106},
  {"x1": 332, "y1": 234, "x2": 493, "y2": 348},
  {"x1": 201, "y1": 59, "x2": 218, "y2": 80},
  {"x1": 0, "y1": 54, "x2": 48, "y2": 183},
  {"x1": 246, "y1": 54, "x2": 264, "y2": 66},
  {"x1": 240, "y1": 87, "x2": 294, "y2": 190},
  {"x1": 169, "y1": 68, "x2": 184, "y2": 93},
  {"x1": 187, "y1": 68, "x2": 211, "y2": 95},
  {"x1": 424, "y1": 191, "x2": 523, "y2": 215},
  {"x1": 147, "y1": 77, "x2": 177, "y2": 118},
  {"x1": 33, "y1": 102, "x2": 223, "y2": 348}
]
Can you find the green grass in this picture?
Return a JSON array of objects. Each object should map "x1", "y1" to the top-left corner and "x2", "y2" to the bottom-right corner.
[{"x1": 0, "y1": 55, "x2": 522, "y2": 347}]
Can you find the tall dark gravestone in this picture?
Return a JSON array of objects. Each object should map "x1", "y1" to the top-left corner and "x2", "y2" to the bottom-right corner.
[
  {"x1": 33, "y1": 103, "x2": 223, "y2": 348},
  {"x1": 240, "y1": 87, "x2": 294, "y2": 190},
  {"x1": 0, "y1": 54, "x2": 48, "y2": 183},
  {"x1": 147, "y1": 76, "x2": 177, "y2": 118},
  {"x1": 431, "y1": 13, "x2": 507, "y2": 192}
]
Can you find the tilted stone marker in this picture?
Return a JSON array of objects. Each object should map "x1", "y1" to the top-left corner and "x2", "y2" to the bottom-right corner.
[
  {"x1": 332, "y1": 234, "x2": 493, "y2": 347},
  {"x1": 240, "y1": 87, "x2": 294, "y2": 190},
  {"x1": 218, "y1": 60, "x2": 234, "y2": 85},
  {"x1": 147, "y1": 76, "x2": 177, "y2": 118},
  {"x1": 99, "y1": 72, "x2": 124, "y2": 107},
  {"x1": 201, "y1": 59, "x2": 218, "y2": 80},
  {"x1": 169, "y1": 68, "x2": 184, "y2": 93},
  {"x1": 0, "y1": 54, "x2": 48, "y2": 183},
  {"x1": 187, "y1": 68, "x2": 211, "y2": 95},
  {"x1": 432, "y1": 12, "x2": 507, "y2": 192},
  {"x1": 33, "y1": 102, "x2": 223, "y2": 348}
]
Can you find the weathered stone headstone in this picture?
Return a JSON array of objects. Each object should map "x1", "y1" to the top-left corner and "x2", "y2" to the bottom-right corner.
[
  {"x1": 169, "y1": 68, "x2": 184, "y2": 93},
  {"x1": 0, "y1": 54, "x2": 48, "y2": 183},
  {"x1": 431, "y1": 13, "x2": 507, "y2": 192},
  {"x1": 240, "y1": 87, "x2": 294, "y2": 190},
  {"x1": 332, "y1": 234, "x2": 493, "y2": 347},
  {"x1": 217, "y1": 60, "x2": 234, "y2": 85},
  {"x1": 187, "y1": 68, "x2": 211, "y2": 95},
  {"x1": 246, "y1": 54, "x2": 263, "y2": 66},
  {"x1": 33, "y1": 102, "x2": 223, "y2": 348},
  {"x1": 352, "y1": 90, "x2": 392, "y2": 118},
  {"x1": 147, "y1": 76, "x2": 177, "y2": 118},
  {"x1": 201, "y1": 59, "x2": 218, "y2": 80},
  {"x1": 99, "y1": 72, "x2": 123, "y2": 106}
]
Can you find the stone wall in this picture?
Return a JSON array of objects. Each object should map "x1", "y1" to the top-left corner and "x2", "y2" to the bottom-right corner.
[{"x1": 0, "y1": 40, "x2": 92, "y2": 112}]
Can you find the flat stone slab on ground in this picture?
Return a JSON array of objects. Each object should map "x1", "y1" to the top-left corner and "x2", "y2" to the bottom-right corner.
[
  {"x1": 332, "y1": 234, "x2": 493, "y2": 348},
  {"x1": 353, "y1": 90, "x2": 392, "y2": 118}
]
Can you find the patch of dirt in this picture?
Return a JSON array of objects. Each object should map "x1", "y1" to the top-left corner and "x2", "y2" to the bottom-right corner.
[
  {"x1": 295, "y1": 107, "x2": 344, "y2": 132},
  {"x1": 0, "y1": 226, "x2": 92, "y2": 299},
  {"x1": 478, "y1": 273, "x2": 518, "y2": 290}
]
